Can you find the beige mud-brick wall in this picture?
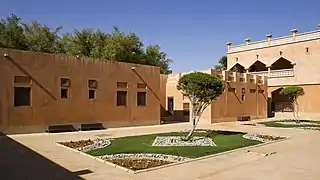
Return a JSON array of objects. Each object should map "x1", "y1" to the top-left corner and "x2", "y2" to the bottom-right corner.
[
  {"x1": 0, "y1": 48, "x2": 161, "y2": 134},
  {"x1": 269, "y1": 84, "x2": 320, "y2": 119},
  {"x1": 164, "y1": 69, "x2": 268, "y2": 124},
  {"x1": 227, "y1": 30, "x2": 320, "y2": 119}
]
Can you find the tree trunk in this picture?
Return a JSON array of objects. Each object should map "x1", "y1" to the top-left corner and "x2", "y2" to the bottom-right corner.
[
  {"x1": 185, "y1": 116, "x2": 200, "y2": 140},
  {"x1": 295, "y1": 100, "x2": 300, "y2": 123}
]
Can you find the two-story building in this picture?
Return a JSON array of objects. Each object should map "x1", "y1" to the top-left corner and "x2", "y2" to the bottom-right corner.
[{"x1": 227, "y1": 28, "x2": 320, "y2": 119}]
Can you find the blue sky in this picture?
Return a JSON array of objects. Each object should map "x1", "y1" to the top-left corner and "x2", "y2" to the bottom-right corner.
[{"x1": 1, "y1": 0, "x2": 319, "y2": 72}]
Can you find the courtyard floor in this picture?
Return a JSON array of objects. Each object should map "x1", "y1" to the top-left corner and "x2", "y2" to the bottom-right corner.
[{"x1": 1, "y1": 118, "x2": 320, "y2": 180}]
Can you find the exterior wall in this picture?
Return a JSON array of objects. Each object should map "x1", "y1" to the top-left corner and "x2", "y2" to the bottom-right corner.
[
  {"x1": 227, "y1": 30, "x2": 320, "y2": 119},
  {"x1": 228, "y1": 39, "x2": 320, "y2": 86},
  {"x1": 163, "y1": 69, "x2": 268, "y2": 124},
  {"x1": 269, "y1": 84, "x2": 320, "y2": 119},
  {"x1": 0, "y1": 48, "x2": 161, "y2": 134}
]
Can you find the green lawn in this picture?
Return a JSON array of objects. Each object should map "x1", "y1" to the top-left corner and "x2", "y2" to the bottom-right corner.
[
  {"x1": 87, "y1": 131, "x2": 262, "y2": 158},
  {"x1": 259, "y1": 120, "x2": 320, "y2": 128}
]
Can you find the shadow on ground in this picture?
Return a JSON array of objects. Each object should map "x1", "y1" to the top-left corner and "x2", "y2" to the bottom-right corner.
[{"x1": 0, "y1": 133, "x2": 88, "y2": 180}]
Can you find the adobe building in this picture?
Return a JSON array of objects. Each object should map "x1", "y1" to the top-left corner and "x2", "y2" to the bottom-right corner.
[
  {"x1": 226, "y1": 28, "x2": 320, "y2": 119},
  {"x1": 0, "y1": 48, "x2": 162, "y2": 134},
  {"x1": 161, "y1": 69, "x2": 268, "y2": 124},
  {"x1": 0, "y1": 48, "x2": 268, "y2": 134}
]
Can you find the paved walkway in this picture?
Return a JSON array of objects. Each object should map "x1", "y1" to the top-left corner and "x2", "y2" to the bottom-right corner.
[{"x1": 1, "y1": 119, "x2": 320, "y2": 180}]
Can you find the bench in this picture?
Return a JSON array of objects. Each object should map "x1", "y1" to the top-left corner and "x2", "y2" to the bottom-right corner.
[
  {"x1": 46, "y1": 124, "x2": 76, "y2": 133},
  {"x1": 237, "y1": 116, "x2": 251, "y2": 121},
  {"x1": 78, "y1": 123, "x2": 105, "y2": 131}
]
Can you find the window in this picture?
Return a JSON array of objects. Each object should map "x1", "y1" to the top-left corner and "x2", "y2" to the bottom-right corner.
[
  {"x1": 88, "y1": 80, "x2": 97, "y2": 99},
  {"x1": 61, "y1": 78, "x2": 71, "y2": 87},
  {"x1": 61, "y1": 88, "x2": 68, "y2": 99},
  {"x1": 88, "y1": 80, "x2": 98, "y2": 89},
  {"x1": 14, "y1": 76, "x2": 31, "y2": 84},
  {"x1": 137, "y1": 82, "x2": 147, "y2": 89},
  {"x1": 137, "y1": 92, "x2": 146, "y2": 106},
  {"x1": 167, "y1": 97, "x2": 174, "y2": 115},
  {"x1": 117, "y1": 91, "x2": 127, "y2": 106},
  {"x1": 14, "y1": 87, "x2": 31, "y2": 107},
  {"x1": 117, "y1": 82, "x2": 127, "y2": 88},
  {"x1": 60, "y1": 78, "x2": 70, "y2": 99},
  {"x1": 241, "y1": 88, "x2": 245, "y2": 101},
  {"x1": 89, "y1": 89, "x2": 95, "y2": 99},
  {"x1": 258, "y1": 90, "x2": 265, "y2": 94},
  {"x1": 228, "y1": 88, "x2": 236, "y2": 92}
]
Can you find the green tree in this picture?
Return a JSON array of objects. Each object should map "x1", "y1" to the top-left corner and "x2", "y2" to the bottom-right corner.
[
  {"x1": 22, "y1": 21, "x2": 63, "y2": 53},
  {"x1": 214, "y1": 56, "x2": 227, "y2": 70},
  {"x1": 280, "y1": 86, "x2": 304, "y2": 122},
  {"x1": 61, "y1": 28, "x2": 95, "y2": 57},
  {"x1": 143, "y1": 45, "x2": 172, "y2": 74},
  {"x1": 177, "y1": 72, "x2": 224, "y2": 140},
  {"x1": 102, "y1": 26, "x2": 144, "y2": 63},
  {"x1": 0, "y1": 14, "x2": 27, "y2": 50},
  {"x1": 90, "y1": 30, "x2": 108, "y2": 58}
]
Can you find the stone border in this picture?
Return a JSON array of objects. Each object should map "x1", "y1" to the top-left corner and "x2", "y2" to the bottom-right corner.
[
  {"x1": 275, "y1": 121, "x2": 319, "y2": 125},
  {"x1": 151, "y1": 136, "x2": 216, "y2": 147},
  {"x1": 56, "y1": 133, "x2": 289, "y2": 174}
]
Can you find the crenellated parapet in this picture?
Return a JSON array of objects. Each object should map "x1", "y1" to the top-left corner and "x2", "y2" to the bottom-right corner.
[{"x1": 167, "y1": 69, "x2": 268, "y2": 85}]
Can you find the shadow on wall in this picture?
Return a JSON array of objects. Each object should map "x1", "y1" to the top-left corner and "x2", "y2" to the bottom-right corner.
[
  {"x1": 0, "y1": 133, "x2": 87, "y2": 180},
  {"x1": 160, "y1": 108, "x2": 190, "y2": 124}
]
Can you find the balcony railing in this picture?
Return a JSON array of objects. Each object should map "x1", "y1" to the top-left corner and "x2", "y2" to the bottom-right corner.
[
  {"x1": 250, "y1": 68, "x2": 294, "y2": 78},
  {"x1": 229, "y1": 30, "x2": 320, "y2": 53}
]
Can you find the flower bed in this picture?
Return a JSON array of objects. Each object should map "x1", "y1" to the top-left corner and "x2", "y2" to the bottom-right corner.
[
  {"x1": 59, "y1": 139, "x2": 94, "y2": 149},
  {"x1": 100, "y1": 153, "x2": 191, "y2": 162},
  {"x1": 58, "y1": 139, "x2": 111, "y2": 152},
  {"x1": 243, "y1": 133, "x2": 286, "y2": 142},
  {"x1": 107, "y1": 158, "x2": 172, "y2": 171}
]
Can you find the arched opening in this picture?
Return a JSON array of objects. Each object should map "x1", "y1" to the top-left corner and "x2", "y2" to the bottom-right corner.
[
  {"x1": 230, "y1": 63, "x2": 245, "y2": 73},
  {"x1": 271, "y1": 88, "x2": 292, "y2": 112},
  {"x1": 270, "y1": 57, "x2": 293, "y2": 70},
  {"x1": 248, "y1": 60, "x2": 268, "y2": 72}
]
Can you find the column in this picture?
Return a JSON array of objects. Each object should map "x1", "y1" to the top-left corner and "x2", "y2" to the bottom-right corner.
[
  {"x1": 266, "y1": 65, "x2": 271, "y2": 77},
  {"x1": 290, "y1": 29, "x2": 298, "y2": 41},
  {"x1": 266, "y1": 34, "x2": 272, "y2": 46},
  {"x1": 226, "y1": 42, "x2": 232, "y2": 52}
]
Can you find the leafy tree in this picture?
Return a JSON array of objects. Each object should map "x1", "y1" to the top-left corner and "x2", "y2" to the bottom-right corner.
[
  {"x1": 22, "y1": 21, "x2": 63, "y2": 53},
  {"x1": 177, "y1": 72, "x2": 224, "y2": 140},
  {"x1": 0, "y1": 14, "x2": 27, "y2": 50},
  {"x1": 0, "y1": 14, "x2": 173, "y2": 73},
  {"x1": 90, "y1": 30, "x2": 108, "y2": 58},
  {"x1": 143, "y1": 45, "x2": 172, "y2": 74},
  {"x1": 102, "y1": 26, "x2": 144, "y2": 63},
  {"x1": 61, "y1": 28, "x2": 95, "y2": 57},
  {"x1": 280, "y1": 86, "x2": 304, "y2": 122},
  {"x1": 214, "y1": 56, "x2": 227, "y2": 70}
]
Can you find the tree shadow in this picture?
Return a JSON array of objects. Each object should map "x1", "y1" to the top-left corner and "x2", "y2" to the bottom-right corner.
[{"x1": 0, "y1": 133, "x2": 87, "y2": 180}]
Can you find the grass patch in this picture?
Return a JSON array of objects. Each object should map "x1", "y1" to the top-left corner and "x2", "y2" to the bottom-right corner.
[
  {"x1": 87, "y1": 131, "x2": 261, "y2": 158},
  {"x1": 259, "y1": 120, "x2": 320, "y2": 128}
]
